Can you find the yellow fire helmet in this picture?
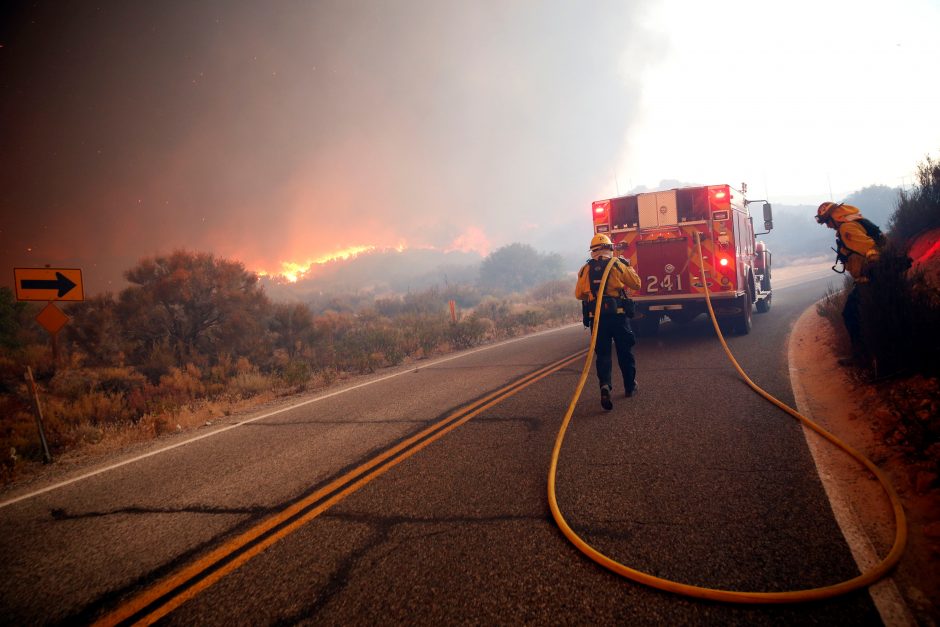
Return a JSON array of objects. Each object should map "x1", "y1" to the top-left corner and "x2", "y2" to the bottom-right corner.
[
  {"x1": 816, "y1": 202, "x2": 839, "y2": 224},
  {"x1": 590, "y1": 233, "x2": 613, "y2": 251},
  {"x1": 817, "y1": 202, "x2": 862, "y2": 224}
]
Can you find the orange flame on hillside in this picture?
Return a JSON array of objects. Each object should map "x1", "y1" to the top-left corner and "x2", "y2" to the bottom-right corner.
[{"x1": 257, "y1": 245, "x2": 375, "y2": 282}]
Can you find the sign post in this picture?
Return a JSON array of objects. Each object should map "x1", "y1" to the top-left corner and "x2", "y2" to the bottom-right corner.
[{"x1": 25, "y1": 366, "x2": 53, "y2": 464}]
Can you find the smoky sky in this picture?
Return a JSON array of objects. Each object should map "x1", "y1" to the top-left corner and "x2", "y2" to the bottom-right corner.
[{"x1": 1, "y1": 1, "x2": 657, "y2": 293}]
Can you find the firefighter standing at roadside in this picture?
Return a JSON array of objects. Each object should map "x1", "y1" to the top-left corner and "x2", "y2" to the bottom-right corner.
[
  {"x1": 816, "y1": 201, "x2": 882, "y2": 364},
  {"x1": 575, "y1": 233, "x2": 642, "y2": 410}
]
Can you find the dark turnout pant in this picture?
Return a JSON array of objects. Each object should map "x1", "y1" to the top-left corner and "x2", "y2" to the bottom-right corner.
[
  {"x1": 842, "y1": 282, "x2": 871, "y2": 358},
  {"x1": 594, "y1": 313, "x2": 636, "y2": 392}
]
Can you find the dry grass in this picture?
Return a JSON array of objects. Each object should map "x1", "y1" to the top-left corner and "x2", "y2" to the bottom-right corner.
[{"x1": 1, "y1": 288, "x2": 579, "y2": 485}]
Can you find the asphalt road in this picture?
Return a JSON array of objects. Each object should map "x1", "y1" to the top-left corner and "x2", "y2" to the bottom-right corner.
[{"x1": 0, "y1": 268, "x2": 884, "y2": 625}]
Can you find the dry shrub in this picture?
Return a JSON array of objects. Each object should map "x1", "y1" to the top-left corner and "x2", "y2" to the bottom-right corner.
[
  {"x1": 318, "y1": 367, "x2": 338, "y2": 386},
  {"x1": 61, "y1": 423, "x2": 105, "y2": 447},
  {"x1": 881, "y1": 376, "x2": 940, "y2": 451},
  {"x1": 529, "y1": 279, "x2": 569, "y2": 302},
  {"x1": 542, "y1": 299, "x2": 581, "y2": 323},
  {"x1": 510, "y1": 306, "x2": 547, "y2": 330},
  {"x1": 139, "y1": 340, "x2": 176, "y2": 383},
  {"x1": 889, "y1": 154, "x2": 940, "y2": 245},
  {"x1": 235, "y1": 356, "x2": 253, "y2": 375},
  {"x1": 230, "y1": 372, "x2": 272, "y2": 399},
  {"x1": 408, "y1": 315, "x2": 445, "y2": 358},
  {"x1": 158, "y1": 366, "x2": 206, "y2": 405},
  {"x1": 210, "y1": 352, "x2": 235, "y2": 382},
  {"x1": 49, "y1": 369, "x2": 96, "y2": 397},
  {"x1": 46, "y1": 391, "x2": 131, "y2": 428},
  {"x1": 20, "y1": 344, "x2": 56, "y2": 379},
  {"x1": 0, "y1": 405, "x2": 40, "y2": 480},
  {"x1": 281, "y1": 360, "x2": 312, "y2": 389},
  {"x1": 49, "y1": 366, "x2": 146, "y2": 398},
  {"x1": 449, "y1": 316, "x2": 489, "y2": 349},
  {"x1": 137, "y1": 411, "x2": 174, "y2": 437},
  {"x1": 860, "y1": 253, "x2": 940, "y2": 377},
  {"x1": 95, "y1": 367, "x2": 147, "y2": 394},
  {"x1": 272, "y1": 348, "x2": 290, "y2": 368}
]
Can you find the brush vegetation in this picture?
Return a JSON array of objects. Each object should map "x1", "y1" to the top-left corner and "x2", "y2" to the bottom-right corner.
[{"x1": 0, "y1": 246, "x2": 575, "y2": 482}]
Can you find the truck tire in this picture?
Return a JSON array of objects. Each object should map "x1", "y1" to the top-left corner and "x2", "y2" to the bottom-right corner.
[
  {"x1": 756, "y1": 293, "x2": 772, "y2": 313},
  {"x1": 734, "y1": 290, "x2": 753, "y2": 335}
]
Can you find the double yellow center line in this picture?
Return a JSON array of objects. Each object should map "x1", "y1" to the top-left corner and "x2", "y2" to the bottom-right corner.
[{"x1": 95, "y1": 349, "x2": 586, "y2": 626}]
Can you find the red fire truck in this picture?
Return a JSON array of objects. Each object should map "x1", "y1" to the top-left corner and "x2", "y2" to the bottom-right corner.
[{"x1": 590, "y1": 184, "x2": 774, "y2": 336}]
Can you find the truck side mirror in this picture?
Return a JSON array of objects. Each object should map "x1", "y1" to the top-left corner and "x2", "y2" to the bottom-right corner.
[{"x1": 762, "y1": 202, "x2": 773, "y2": 231}]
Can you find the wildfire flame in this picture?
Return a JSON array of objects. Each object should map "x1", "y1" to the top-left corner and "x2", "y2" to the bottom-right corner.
[
  {"x1": 259, "y1": 245, "x2": 375, "y2": 282},
  {"x1": 256, "y1": 229, "x2": 489, "y2": 283}
]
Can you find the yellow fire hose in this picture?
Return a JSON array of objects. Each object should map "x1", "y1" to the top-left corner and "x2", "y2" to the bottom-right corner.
[{"x1": 548, "y1": 233, "x2": 907, "y2": 603}]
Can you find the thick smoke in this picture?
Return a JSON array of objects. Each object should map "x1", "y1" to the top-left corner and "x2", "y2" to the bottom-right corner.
[{"x1": 1, "y1": 1, "x2": 657, "y2": 293}]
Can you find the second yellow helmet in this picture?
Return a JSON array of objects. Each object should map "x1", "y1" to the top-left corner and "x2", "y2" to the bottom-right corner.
[{"x1": 590, "y1": 233, "x2": 613, "y2": 250}]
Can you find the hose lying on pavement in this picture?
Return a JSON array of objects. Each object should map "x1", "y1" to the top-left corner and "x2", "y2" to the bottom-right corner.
[{"x1": 547, "y1": 233, "x2": 907, "y2": 603}]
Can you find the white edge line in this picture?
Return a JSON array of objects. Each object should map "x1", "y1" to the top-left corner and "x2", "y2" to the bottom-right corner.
[
  {"x1": 788, "y1": 303, "x2": 914, "y2": 626},
  {"x1": 0, "y1": 323, "x2": 580, "y2": 510}
]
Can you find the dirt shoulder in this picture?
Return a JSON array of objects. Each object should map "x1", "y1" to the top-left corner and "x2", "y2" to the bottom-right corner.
[{"x1": 790, "y1": 306, "x2": 939, "y2": 625}]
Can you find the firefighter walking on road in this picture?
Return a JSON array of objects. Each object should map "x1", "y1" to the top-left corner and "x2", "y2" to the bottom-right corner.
[
  {"x1": 816, "y1": 202, "x2": 882, "y2": 365},
  {"x1": 575, "y1": 233, "x2": 642, "y2": 410}
]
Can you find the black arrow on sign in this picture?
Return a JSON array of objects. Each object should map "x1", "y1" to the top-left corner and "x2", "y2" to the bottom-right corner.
[{"x1": 20, "y1": 272, "x2": 77, "y2": 297}]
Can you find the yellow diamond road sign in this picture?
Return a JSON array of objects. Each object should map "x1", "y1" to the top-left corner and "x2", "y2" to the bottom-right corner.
[
  {"x1": 13, "y1": 267, "x2": 84, "y2": 302},
  {"x1": 36, "y1": 302, "x2": 70, "y2": 334}
]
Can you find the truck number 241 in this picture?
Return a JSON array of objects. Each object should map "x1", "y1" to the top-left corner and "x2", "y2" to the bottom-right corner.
[{"x1": 646, "y1": 274, "x2": 683, "y2": 293}]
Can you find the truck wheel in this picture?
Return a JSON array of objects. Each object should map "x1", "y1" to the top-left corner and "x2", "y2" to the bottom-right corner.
[
  {"x1": 756, "y1": 293, "x2": 772, "y2": 313},
  {"x1": 635, "y1": 314, "x2": 660, "y2": 337},
  {"x1": 734, "y1": 291, "x2": 752, "y2": 335}
]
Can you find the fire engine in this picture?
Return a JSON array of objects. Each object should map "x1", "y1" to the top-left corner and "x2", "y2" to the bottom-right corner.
[{"x1": 590, "y1": 184, "x2": 774, "y2": 336}]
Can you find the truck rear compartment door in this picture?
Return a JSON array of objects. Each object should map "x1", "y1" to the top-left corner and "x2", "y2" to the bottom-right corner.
[
  {"x1": 638, "y1": 191, "x2": 679, "y2": 227},
  {"x1": 636, "y1": 237, "x2": 691, "y2": 296}
]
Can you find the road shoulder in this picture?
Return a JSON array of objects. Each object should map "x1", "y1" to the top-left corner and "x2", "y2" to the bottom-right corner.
[{"x1": 789, "y1": 304, "x2": 937, "y2": 625}]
